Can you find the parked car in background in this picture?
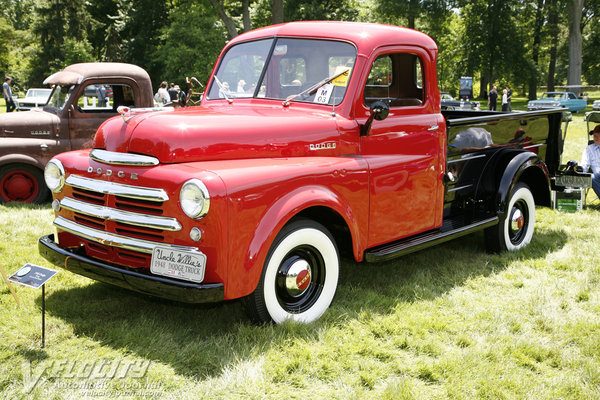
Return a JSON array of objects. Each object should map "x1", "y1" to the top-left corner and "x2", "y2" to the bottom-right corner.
[
  {"x1": 16, "y1": 88, "x2": 52, "y2": 111},
  {"x1": 527, "y1": 91, "x2": 587, "y2": 112},
  {"x1": 440, "y1": 92, "x2": 480, "y2": 110}
]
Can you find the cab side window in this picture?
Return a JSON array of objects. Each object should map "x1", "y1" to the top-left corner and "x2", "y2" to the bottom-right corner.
[
  {"x1": 77, "y1": 84, "x2": 135, "y2": 113},
  {"x1": 364, "y1": 53, "x2": 424, "y2": 107}
]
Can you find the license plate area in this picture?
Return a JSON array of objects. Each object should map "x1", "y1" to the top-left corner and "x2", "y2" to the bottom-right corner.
[
  {"x1": 150, "y1": 246, "x2": 206, "y2": 283},
  {"x1": 555, "y1": 174, "x2": 592, "y2": 188}
]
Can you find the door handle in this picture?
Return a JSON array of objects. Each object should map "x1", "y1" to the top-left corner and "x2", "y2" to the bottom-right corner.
[{"x1": 428, "y1": 125, "x2": 439, "y2": 131}]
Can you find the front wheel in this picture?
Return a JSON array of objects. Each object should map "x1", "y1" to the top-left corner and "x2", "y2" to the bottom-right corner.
[
  {"x1": 244, "y1": 219, "x2": 339, "y2": 324},
  {"x1": 485, "y1": 182, "x2": 536, "y2": 252}
]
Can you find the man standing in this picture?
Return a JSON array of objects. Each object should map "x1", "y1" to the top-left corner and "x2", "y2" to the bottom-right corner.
[
  {"x1": 488, "y1": 86, "x2": 498, "y2": 111},
  {"x1": 581, "y1": 125, "x2": 600, "y2": 198},
  {"x1": 3, "y1": 77, "x2": 16, "y2": 112}
]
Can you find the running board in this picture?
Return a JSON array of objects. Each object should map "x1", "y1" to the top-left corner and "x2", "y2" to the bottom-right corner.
[{"x1": 364, "y1": 216, "x2": 499, "y2": 262}]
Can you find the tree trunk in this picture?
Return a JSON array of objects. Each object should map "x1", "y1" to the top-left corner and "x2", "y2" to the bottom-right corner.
[
  {"x1": 209, "y1": 0, "x2": 238, "y2": 39},
  {"x1": 242, "y1": 0, "x2": 251, "y2": 32},
  {"x1": 528, "y1": 0, "x2": 544, "y2": 100},
  {"x1": 567, "y1": 0, "x2": 584, "y2": 96},
  {"x1": 480, "y1": 76, "x2": 488, "y2": 100},
  {"x1": 272, "y1": 0, "x2": 284, "y2": 24},
  {"x1": 407, "y1": 0, "x2": 418, "y2": 29},
  {"x1": 547, "y1": 0, "x2": 559, "y2": 91}
]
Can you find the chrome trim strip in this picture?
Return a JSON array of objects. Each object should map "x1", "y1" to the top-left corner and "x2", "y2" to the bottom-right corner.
[
  {"x1": 91, "y1": 149, "x2": 159, "y2": 166},
  {"x1": 66, "y1": 175, "x2": 169, "y2": 202},
  {"x1": 447, "y1": 154, "x2": 487, "y2": 164},
  {"x1": 523, "y1": 143, "x2": 545, "y2": 150},
  {"x1": 447, "y1": 184, "x2": 472, "y2": 193},
  {"x1": 60, "y1": 197, "x2": 182, "y2": 231},
  {"x1": 54, "y1": 216, "x2": 196, "y2": 254}
]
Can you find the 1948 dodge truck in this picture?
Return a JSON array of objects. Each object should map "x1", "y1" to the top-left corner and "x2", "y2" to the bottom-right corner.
[
  {"x1": 39, "y1": 22, "x2": 567, "y2": 324},
  {"x1": 0, "y1": 63, "x2": 154, "y2": 203}
]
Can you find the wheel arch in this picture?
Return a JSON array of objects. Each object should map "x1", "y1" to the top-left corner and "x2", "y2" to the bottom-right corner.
[
  {"x1": 493, "y1": 151, "x2": 550, "y2": 219},
  {"x1": 0, "y1": 153, "x2": 45, "y2": 170},
  {"x1": 235, "y1": 185, "x2": 363, "y2": 299}
]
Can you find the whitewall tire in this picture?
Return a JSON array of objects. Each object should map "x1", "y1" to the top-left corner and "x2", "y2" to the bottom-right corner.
[
  {"x1": 244, "y1": 219, "x2": 339, "y2": 324},
  {"x1": 486, "y1": 182, "x2": 536, "y2": 252}
]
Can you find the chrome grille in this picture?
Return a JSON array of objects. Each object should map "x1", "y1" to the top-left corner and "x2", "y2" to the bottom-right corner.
[{"x1": 56, "y1": 175, "x2": 196, "y2": 265}]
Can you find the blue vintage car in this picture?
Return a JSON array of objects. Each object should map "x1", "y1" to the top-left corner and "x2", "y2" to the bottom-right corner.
[{"x1": 528, "y1": 91, "x2": 587, "y2": 112}]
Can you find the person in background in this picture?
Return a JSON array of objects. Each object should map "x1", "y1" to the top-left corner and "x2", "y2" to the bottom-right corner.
[
  {"x1": 488, "y1": 86, "x2": 498, "y2": 111},
  {"x1": 155, "y1": 81, "x2": 170, "y2": 105},
  {"x1": 581, "y1": 124, "x2": 600, "y2": 198},
  {"x1": 168, "y1": 83, "x2": 179, "y2": 102},
  {"x1": 3, "y1": 76, "x2": 16, "y2": 112},
  {"x1": 506, "y1": 86, "x2": 512, "y2": 111},
  {"x1": 97, "y1": 85, "x2": 107, "y2": 107},
  {"x1": 501, "y1": 88, "x2": 508, "y2": 111}
]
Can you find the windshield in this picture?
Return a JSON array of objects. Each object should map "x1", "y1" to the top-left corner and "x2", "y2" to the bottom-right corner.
[
  {"x1": 541, "y1": 93, "x2": 566, "y2": 100},
  {"x1": 26, "y1": 89, "x2": 52, "y2": 99},
  {"x1": 206, "y1": 38, "x2": 357, "y2": 105},
  {"x1": 47, "y1": 85, "x2": 73, "y2": 110}
]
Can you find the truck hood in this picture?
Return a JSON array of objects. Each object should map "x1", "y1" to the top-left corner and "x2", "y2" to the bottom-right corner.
[
  {"x1": 0, "y1": 109, "x2": 59, "y2": 137},
  {"x1": 94, "y1": 105, "x2": 342, "y2": 163}
]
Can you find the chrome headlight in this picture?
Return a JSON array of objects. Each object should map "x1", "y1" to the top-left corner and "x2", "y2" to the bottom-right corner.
[
  {"x1": 180, "y1": 179, "x2": 210, "y2": 219},
  {"x1": 44, "y1": 159, "x2": 65, "y2": 193}
]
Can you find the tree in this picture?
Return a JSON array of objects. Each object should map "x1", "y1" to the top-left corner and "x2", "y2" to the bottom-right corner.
[
  {"x1": 567, "y1": 0, "x2": 584, "y2": 95},
  {"x1": 457, "y1": 0, "x2": 527, "y2": 98},
  {"x1": 528, "y1": 0, "x2": 545, "y2": 100},
  {"x1": 272, "y1": 0, "x2": 284, "y2": 24},
  {"x1": 106, "y1": 0, "x2": 169, "y2": 85},
  {"x1": 156, "y1": 0, "x2": 227, "y2": 87},
  {"x1": 375, "y1": 0, "x2": 451, "y2": 30},
  {"x1": 30, "y1": 0, "x2": 94, "y2": 86},
  {"x1": 582, "y1": 0, "x2": 600, "y2": 84},
  {"x1": 0, "y1": 15, "x2": 13, "y2": 77},
  {"x1": 546, "y1": 0, "x2": 561, "y2": 91},
  {"x1": 284, "y1": 0, "x2": 359, "y2": 21}
]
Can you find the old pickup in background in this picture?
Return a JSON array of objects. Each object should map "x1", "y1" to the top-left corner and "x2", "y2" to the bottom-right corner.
[{"x1": 0, "y1": 62, "x2": 154, "y2": 203}]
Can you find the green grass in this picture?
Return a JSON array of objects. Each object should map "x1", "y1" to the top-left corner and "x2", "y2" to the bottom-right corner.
[{"x1": 1, "y1": 117, "x2": 600, "y2": 399}]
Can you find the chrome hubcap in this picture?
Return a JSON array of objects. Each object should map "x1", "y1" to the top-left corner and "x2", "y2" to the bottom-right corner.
[
  {"x1": 284, "y1": 259, "x2": 312, "y2": 297},
  {"x1": 510, "y1": 208, "x2": 524, "y2": 232},
  {"x1": 508, "y1": 200, "x2": 528, "y2": 244}
]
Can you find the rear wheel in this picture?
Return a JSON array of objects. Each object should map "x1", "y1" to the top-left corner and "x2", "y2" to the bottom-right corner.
[
  {"x1": 0, "y1": 164, "x2": 49, "y2": 204},
  {"x1": 485, "y1": 182, "x2": 535, "y2": 252},
  {"x1": 244, "y1": 219, "x2": 339, "y2": 324}
]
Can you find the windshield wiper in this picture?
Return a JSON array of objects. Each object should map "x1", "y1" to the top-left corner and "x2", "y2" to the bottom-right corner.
[
  {"x1": 213, "y1": 75, "x2": 232, "y2": 104},
  {"x1": 283, "y1": 68, "x2": 350, "y2": 106}
]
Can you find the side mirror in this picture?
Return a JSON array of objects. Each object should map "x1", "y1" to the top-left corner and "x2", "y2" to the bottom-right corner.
[
  {"x1": 361, "y1": 101, "x2": 389, "y2": 136},
  {"x1": 371, "y1": 100, "x2": 389, "y2": 121}
]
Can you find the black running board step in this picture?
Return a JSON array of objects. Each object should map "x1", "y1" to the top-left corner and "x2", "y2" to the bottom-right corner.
[{"x1": 364, "y1": 216, "x2": 499, "y2": 262}]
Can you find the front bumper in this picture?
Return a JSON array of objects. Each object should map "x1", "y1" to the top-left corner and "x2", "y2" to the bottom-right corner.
[{"x1": 39, "y1": 234, "x2": 224, "y2": 303}]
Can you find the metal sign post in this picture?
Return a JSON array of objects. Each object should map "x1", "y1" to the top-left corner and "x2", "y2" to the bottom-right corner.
[{"x1": 9, "y1": 264, "x2": 58, "y2": 348}]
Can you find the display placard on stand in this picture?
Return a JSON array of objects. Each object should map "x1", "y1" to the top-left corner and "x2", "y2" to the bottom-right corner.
[{"x1": 9, "y1": 263, "x2": 58, "y2": 348}]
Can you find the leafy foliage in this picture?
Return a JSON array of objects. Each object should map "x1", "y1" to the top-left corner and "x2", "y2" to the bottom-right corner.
[{"x1": 0, "y1": 0, "x2": 595, "y2": 100}]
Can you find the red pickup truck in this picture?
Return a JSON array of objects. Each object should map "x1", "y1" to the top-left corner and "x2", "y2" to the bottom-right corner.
[{"x1": 39, "y1": 22, "x2": 566, "y2": 324}]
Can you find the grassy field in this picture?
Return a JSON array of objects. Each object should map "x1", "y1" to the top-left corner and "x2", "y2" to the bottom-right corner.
[{"x1": 0, "y1": 117, "x2": 599, "y2": 400}]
